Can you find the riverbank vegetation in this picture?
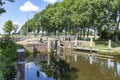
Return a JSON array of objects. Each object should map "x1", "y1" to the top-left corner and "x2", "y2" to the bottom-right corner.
[{"x1": 0, "y1": 35, "x2": 17, "y2": 79}]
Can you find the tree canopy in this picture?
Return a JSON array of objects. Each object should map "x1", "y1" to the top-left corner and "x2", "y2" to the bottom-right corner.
[
  {"x1": 3, "y1": 20, "x2": 14, "y2": 34},
  {"x1": 0, "y1": 0, "x2": 15, "y2": 15},
  {"x1": 22, "y1": 0, "x2": 120, "y2": 40}
]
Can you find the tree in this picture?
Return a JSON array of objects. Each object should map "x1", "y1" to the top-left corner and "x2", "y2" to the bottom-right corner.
[
  {"x1": 0, "y1": 0, "x2": 15, "y2": 15},
  {"x1": 21, "y1": 0, "x2": 120, "y2": 41},
  {"x1": 13, "y1": 24, "x2": 18, "y2": 34},
  {"x1": 3, "y1": 20, "x2": 14, "y2": 34}
]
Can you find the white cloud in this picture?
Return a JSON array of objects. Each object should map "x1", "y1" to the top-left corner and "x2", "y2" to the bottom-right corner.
[
  {"x1": 13, "y1": 21, "x2": 19, "y2": 25},
  {"x1": 44, "y1": 0, "x2": 57, "y2": 4},
  {"x1": 20, "y1": 1, "x2": 39, "y2": 12}
]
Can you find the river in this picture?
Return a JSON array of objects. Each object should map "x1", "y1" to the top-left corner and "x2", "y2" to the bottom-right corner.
[{"x1": 25, "y1": 51, "x2": 120, "y2": 80}]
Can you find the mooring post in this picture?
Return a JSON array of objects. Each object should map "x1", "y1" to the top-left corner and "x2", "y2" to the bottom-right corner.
[
  {"x1": 108, "y1": 40, "x2": 111, "y2": 50},
  {"x1": 17, "y1": 49, "x2": 25, "y2": 80}
]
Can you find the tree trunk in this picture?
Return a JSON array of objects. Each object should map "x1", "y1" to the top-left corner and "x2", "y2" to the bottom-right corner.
[
  {"x1": 81, "y1": 27, "x2": 83, "y2": 38},
  {"x1": 37, "y1": 27, "x2": 40, "y2": 33},
  {"x1": 54, "y1": 30, "x2": 56, "y2": 36},
  {"x1": 115, "y1": 31, "x2": 118, "y2": 41},
  {"x1": 83, "y1": 27, "x2": 85, "y2": 38}
]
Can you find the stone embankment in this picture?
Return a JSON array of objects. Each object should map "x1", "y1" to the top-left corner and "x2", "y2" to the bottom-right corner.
[{"x1": 16, "y1": 40, "x2": 49, "y2": 53}]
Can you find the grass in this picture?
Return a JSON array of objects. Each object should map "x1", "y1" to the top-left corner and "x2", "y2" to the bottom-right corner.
[{"x1": 78, "y1": 40, "x2": 120, "y2": 51}]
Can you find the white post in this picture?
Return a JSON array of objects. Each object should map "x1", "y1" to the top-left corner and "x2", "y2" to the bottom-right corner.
[
  {"x1": 47, "y1": 54, "x2": 50, "y2": 65},
  {"x1": 75, "y1": 39, "x2": 77, "y2": 46},
  {"x1": 48, "y1": 39, "x2": 50, "y2": 52},
  {"x1": 75, "y1": 32, "x2": 78, "y2": 46},
  {"x1": 108, "y1": 40, "x2": 111, "y2": 49},
  {"x1": 90, "y1": 38, "x2": 93, "y2": 48},
  {"x1": 57, "y1": 40, "x2": 60, "y2": 55}
]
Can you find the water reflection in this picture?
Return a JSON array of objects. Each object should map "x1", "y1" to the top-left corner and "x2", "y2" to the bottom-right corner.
[
  {"x1": 74, "y1": 54, "x2": 77, "y2": 62},
  {"x1": 69, "y1": 52, "x2": 120, "y2": 80},
  {"x1": 25, "y1": 62, "x2": 54, "y2": 80},
  {"x1": 26, "y1": 51, "x2": 120, "y2": 80}
]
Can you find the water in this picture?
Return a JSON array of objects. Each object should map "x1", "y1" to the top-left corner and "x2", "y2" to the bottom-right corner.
[
  {"x1": 25, "y1": 62, "x2": 54, "y2": 80},
  {"x1": 26, "y1": 52, "x2": 120, "y2": 80}
]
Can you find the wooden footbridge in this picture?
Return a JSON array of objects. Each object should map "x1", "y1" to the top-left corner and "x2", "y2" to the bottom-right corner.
[{"x1": 72, "y1": 46, "x2": 115, "y2": 53}]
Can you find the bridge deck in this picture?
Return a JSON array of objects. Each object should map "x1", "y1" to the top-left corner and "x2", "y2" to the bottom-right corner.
[{"x1": 72, "y1": 46, "x2": 114, "y2": 53}]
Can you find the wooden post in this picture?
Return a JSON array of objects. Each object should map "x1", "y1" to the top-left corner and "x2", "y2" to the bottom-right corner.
[
  {"x1": 17, "y1": 49, "x2": 25, "y2": 80},
  {"x1": 108, "y1": 40, "x2": 111, "y2": 50}
]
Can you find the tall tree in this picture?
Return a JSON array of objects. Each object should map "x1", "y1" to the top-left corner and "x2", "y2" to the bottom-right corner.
[{"x1": 3, "y1": 20, "x2": 14, "y2": 34}]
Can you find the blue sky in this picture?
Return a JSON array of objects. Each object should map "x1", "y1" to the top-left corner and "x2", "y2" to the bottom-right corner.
[{"x1": 0, "y1": 0, "x2": 63, "y2": 34}]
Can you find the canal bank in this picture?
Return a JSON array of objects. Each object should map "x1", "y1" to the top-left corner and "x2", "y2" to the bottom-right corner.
[{"x1": 16, "y1": 39, "x2": 120, "y2": 55}]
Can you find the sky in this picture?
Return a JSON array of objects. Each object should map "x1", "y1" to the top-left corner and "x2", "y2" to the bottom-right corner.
[{"x1": 0, "y1": 0, "x2": 63, "y2": 34}]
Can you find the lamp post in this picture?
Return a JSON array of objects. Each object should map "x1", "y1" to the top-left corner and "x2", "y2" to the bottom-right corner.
[
  {"x1": 26, "y1": 11, "x2": 38, "y2": 41},
  {"x1": 26, "y1": 12, "x2": 29, "y2": 41},
  {"x1": 19, "y1": 1, "x2": 39, "y2": 41}
]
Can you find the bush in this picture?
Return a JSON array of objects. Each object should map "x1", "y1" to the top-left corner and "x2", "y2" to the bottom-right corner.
[{"x1": 0, "y1": 35, "x2": 17, "y2": 79}]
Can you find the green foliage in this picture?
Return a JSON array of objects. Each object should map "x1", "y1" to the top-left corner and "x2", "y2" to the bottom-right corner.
[
  {"x1": 3, "y1": 20, "x2": 14, "y2": 34},
  {"x1": 21, "y1": 0, "x2": 120, "y2": 40},
  {"x1": 0, "y1": 35, "x2": 17, "y2": 79},
  {"x1": 0, "y1": 0, "x2": 15, "y2": 15}
]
